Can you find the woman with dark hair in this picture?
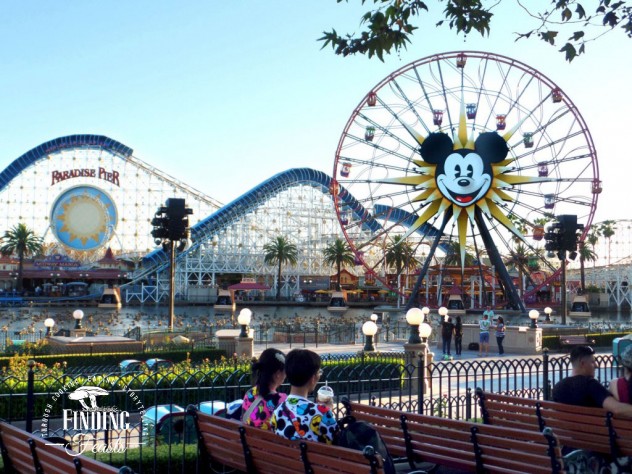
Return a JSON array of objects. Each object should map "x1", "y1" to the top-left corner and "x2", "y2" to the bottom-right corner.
[
  {"x1": 609, "y1": 345, "x2": 632, "y2": 404},
  {"x1": 271, "y1": 348, "x2": 338, "y2": 444},
  {"x1": 241, "y1": 348, "x2": 287, "y2": 429},
  {"x1": 495, "y1": 316, "x2": 506, "y2": 355}
]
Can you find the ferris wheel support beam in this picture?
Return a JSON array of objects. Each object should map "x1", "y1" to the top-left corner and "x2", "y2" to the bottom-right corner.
[
  {"x1": 405, "y1": 209, "x2": 453, "y2": 311},
  {"x1": 475, "y1": 208, "x2": 526, "y2": 313}
]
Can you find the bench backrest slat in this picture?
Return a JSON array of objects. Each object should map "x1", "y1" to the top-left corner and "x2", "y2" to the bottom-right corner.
[
  {"x1": 191, "y1": 408, "x2": 385, "y2": 474},
  {"x1": 0, "y1": 421, "x2": 126, "y2": 474},
  {"x1": 344, "y1": 400, "x2": 566, "y2": 474}
]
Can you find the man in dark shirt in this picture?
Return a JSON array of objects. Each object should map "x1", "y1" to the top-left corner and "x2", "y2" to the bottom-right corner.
[{"x1": 553, "y1": 345, "x2": 632, "y2": 417}]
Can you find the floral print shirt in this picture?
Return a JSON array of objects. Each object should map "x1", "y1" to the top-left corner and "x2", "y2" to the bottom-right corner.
[
  {"x1": 241, "y1": 385, "x2": 287, "y2": 430},
  {"x1": 271, "y1": 394, "x2": 338, "y2": 444}
]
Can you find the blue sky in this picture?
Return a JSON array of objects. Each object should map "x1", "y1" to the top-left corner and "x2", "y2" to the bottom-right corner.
[{"x1": 0, "y1": 1, "x2": 624, "y2": 225}]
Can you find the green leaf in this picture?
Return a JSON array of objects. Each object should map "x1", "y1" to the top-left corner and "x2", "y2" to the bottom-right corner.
[
  {"x1": 570, "y1": 31, "x2": 585, "y2": 41},
  {"x1": 575, "y1": 4, "x2": 586, "y2": 18},
  {"x1": 541, "y1": 30, "x2": 559, "y2": 44},
  {"x1": 562, "y1": 7, "x2": 572, "y2": 21},
  {"x1": 559, "y1": 42, "x2": 577, "y2": 61}
]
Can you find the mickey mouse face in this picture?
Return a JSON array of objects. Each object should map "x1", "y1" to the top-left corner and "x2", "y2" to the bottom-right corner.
[
  {"x1": 419, "y1": 132, "x2": 508, "y2": 208},
  {"x1": 438, "y1": 151, "x2": 491, "y2": 206}
]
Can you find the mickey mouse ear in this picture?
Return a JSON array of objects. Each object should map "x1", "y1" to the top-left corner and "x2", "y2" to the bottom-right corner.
[
  {"x1": 474, "y1": 133, "x2": 509, "y2": 162},
  {"x1": 420, "y1": 133, "x2": 454, "y2": 164}
]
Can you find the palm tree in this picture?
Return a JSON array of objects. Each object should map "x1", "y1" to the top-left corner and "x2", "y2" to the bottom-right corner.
[
  {"x1": 442, "y1": 240, "x2": 475, "y2": 267},
  {"x1": 323, "y1": 238, "x2": 355, "y2": 291},
  {"x1": 503, "y1": 243, "x2": 530, "y2": 296},
  {"x1": 599, "y1": 220, "x2": 617, "y2": 265},
  {"x1": 263, "y1": 236, "x2": 298, "y2": 300},
  {"x1": 385, "y1": 235, "x2": 417, "y2": 292},
  {"x1": 578, "y1": 242, "x2": 597, "y2": 292},
  {"x1": 0, "y1": 223, "x2": 44, "y2": 292},
  {"x1": 586, "y1": 226, "x2": 600, "y2": 270}
]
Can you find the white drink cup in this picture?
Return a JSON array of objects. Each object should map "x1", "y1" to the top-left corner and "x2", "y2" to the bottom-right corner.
[{"x1": 317, "y1": 385, "x2": 334, "y2": 404}]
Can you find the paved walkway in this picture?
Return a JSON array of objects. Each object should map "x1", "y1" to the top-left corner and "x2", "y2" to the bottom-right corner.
[{"x1": 253, "y1": 339, "x2": 542, "y2": 360}]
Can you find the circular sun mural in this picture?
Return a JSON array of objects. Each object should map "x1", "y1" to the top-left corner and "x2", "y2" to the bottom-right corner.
[{"x1": 50, "y1": 186, "x2": 118, "y2": 251}]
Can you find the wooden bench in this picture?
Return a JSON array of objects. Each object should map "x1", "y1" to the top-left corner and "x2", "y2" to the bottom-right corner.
[
  {"x1": 187, "y1": 405, "x2": 386, "y2": 474},
  {"x1": 558, "y1": 334, "x2": 595, "y2": 350},
  {"x1": 0, "y1": 421, "x2": 133, "y2": 473},
  {"x1": 476, "y1": 389, "x2": 632, "y2": 461},
  {"x1": 341, "y1": 398, "x2": 566, "y2": 474}
]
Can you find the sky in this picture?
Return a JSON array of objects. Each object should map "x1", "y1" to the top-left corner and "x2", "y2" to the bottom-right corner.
[{"x1": 0, "y1": 1, "x2": 627, "y2": 228}]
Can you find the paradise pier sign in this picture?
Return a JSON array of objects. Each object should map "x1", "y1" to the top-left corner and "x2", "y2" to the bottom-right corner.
[{"x1": 51, "y1": 167, "x2": 120, "y2": 187}]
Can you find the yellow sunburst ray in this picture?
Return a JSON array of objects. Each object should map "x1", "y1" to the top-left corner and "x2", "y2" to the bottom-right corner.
[
  {"x1": 413, "y1": 161, "x2": 435, "y2": 173},
  {"x1": 402, "y1": 122, "x2": 425, "y2": 145},
  {"x1": 457, "y1": 211, "x2": 469, "y2": 266},
  {"x1": 487, "y1": 201, "x2": 524, "y2": 240},
  {"x1": 412, "y1": 188, "x2": 442, "y2": 202},
  {"x1": 488, "y1": 188, "x2": 514, "y2": 203},
  {"x1": 477, "y1": 198, "x2": 492, "y2": 217},
  {"x1": 401, "y1": 200, "x2": 443, "y2": 239}
]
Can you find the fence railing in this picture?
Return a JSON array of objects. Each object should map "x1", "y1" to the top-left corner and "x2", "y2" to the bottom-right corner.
[{"x1": 0, "y1": 349, "x2": 622, "y2": 472}]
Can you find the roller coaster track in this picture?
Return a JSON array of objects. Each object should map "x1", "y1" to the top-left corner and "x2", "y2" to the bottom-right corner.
[{"x1": 133, "y1": 168, "x2": 446, "y2": 283}]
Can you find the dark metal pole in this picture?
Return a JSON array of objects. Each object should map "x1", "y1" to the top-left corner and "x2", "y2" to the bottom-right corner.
[
  {"x1": 475, "y1": 208, "x2": 526, "y2": 313},
  {"x1": 543, "y1": 349, "x2": 550, "y2": 401},
  {"x1": 169, "y1": 240, "x2": 176, "y2": 332},
  {"x1": 26, "y1": 360, "x2": 35, "y2": 432},
  {"x1": 560, "y1": 257, "x2": 567, "y2": 325},
  {"x1": 418, "y1": 350, "x2": 425, "y2": 414},
  {"x1": 405, "y1": 210, "x2": 453, "y2": 310}
]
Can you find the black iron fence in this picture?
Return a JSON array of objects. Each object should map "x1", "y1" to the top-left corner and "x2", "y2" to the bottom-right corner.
[{"x1": 0, "y1": 349, "x2": 622, "y2": 472}]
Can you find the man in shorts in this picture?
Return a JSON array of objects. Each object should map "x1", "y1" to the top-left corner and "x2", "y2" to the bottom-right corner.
[{"x1": 478, "y1": 314, "x2": 491, "y2": 357}]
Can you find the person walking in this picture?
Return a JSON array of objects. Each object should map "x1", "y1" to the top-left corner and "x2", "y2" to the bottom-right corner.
[
  {"x1": 478, "y1": 314, "x2": 491, "y2": 357},
  {"x1": 454, "y1": 316, "x2": 463, "y2": 356},
  {"x1": 440, "y1": 316, "x2": 455, "y2": 358},
  {"x1": 495, "y1": 316, "x2": 506, "y2": 355}
]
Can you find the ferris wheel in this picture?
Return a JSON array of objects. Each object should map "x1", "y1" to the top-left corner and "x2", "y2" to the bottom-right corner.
[{"x1": 332, "y1": 51, "x2": 600, "y2": 310}]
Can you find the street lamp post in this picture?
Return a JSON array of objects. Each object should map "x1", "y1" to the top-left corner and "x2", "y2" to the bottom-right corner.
[
  {"x1": 44, "y1": 318, "x2": 55, "y2": 337},
  {"x1": 73, "y1": 309, "x2": 84, "y2": 329},
  {"x1": 405, "y1": 308, "x2": 424, "y2": 344},
  {"x1": 438, "y1": 306, "x2": 448, "y2": 322},
  {"x1": 544, "y1": 306, "x2": 553, "y2": 323},
  {"x1": 529, "y1": 309, "x2": 539, "y2": 329},
  {"x1": 362, "y1": 320, "x2": 378, "y2": 352},
  {"x1": 237, "y1": 308, "x2": 252, "y2": 338}
]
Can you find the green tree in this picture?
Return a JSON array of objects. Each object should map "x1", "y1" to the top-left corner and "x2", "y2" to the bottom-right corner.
[
  {"x1": 0, "y1": 223, "x2": 44, "y2": 292},
  {"x1": 503, "y1": 243, "x2": 530, "y2": 296},
  {"x1": 320, "y1": 1, "x2": 632, "y2": 62},
  {"x1": 599, "y1": 220, "x2": 617, "y2": 265},
  {"x1": 442, "y1": 240, "x2": 475, "y2": 267},
  {"x1": 323, "y1": 238, "x2": 356, "y2": 290},
  {"x1": 385, "y1": 235, "x2": 418, "y2": 291},
  {"x1": 263, "y1": 236, "x2": 298, "y2": 300}
]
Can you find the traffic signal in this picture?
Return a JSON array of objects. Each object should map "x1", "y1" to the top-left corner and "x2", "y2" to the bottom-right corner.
[
  {"x1": 151, "y1": 199, "x2": 193, "y2": 250},
  {"x1": 557, "y1": 214, "x2": 584, "y2": 259},
  {"x1": 166, "y1": 198, "x2": 192, "y2": 242},
  {"x1": 150, "y1": 206, "x2": 169, "y2": 245},
  {"x1": 544, "y1": 222, "x2": 562, "y2": 252},
  {"x1": 544, "y1": 215, "x2": 584, "y2": 260}
]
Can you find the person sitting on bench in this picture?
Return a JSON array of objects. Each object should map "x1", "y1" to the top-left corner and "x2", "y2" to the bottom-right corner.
[
  {"x1": 271, "y1": 349, "x2": 338, "y2": 444},
  {"x1": 553, "y1": 345, "x2": 632, "y2": 416}
]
